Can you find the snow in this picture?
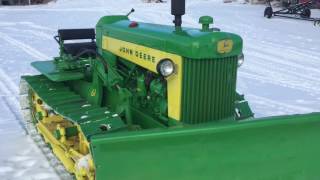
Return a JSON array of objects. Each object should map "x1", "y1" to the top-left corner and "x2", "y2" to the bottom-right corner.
[{"x1": 0, "y1": 0, "x2": 319, "y2": 179}]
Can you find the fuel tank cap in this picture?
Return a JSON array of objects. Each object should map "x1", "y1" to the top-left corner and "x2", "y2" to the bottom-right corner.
[{"x1": 199, "y1": 16, "x2": 213, "y2": 32}]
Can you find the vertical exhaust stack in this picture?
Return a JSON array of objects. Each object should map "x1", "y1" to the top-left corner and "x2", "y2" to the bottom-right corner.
[{"x1": 171, "y1": 0, "x2": 185, "y2": 28}]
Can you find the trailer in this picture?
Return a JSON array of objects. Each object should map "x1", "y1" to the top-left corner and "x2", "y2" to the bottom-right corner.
[{"x1": 264, "y1": 0, "x2": 320, "y2": 23}]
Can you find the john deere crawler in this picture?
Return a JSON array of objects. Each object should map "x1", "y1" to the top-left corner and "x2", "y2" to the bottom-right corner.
[{"x1": 19, "y1": 0, "x2": 320, "y2": 179}]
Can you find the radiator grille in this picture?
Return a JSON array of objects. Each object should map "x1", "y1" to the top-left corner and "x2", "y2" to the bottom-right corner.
[{"x1": 181, "y1": 57, "x2": 238, "y2": 124}]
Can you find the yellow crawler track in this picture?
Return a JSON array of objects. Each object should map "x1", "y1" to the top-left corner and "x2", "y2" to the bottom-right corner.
[{"x1": 19, "y1": 79, "x2": 95, "y2": 180}]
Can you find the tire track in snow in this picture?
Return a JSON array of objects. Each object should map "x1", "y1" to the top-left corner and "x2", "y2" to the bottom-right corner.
[
  {"x1": 256, "y1": 40, "x2": 320, "y2": 59},
  {"x1": 240, "y1": 38, "x2": 320, "y2": 96},
  {"x1": 0, "y1": 68, "x2": 25, "y2": 132},
  {"x1": 247, "y1": 94, "x2": 318, "y2": 116},
  {"x1": 246, "y1": 41, "x2": 320, "y2": 66},
  {"x1": 223, "y1": 28, "x2": 320, "y2": 63},
  {"x1": 0, "y1": 69, "x2": 19, "y2": 95},
  {"x1": 239, "y1": 70, "x2": 320, "y2": 96},
  {"x1": 0, "y1": 30, "x2": 58, "y2": 177},
  {"x1": 245, "y1": 54, "x2": 320, "y2": 84},
  {"x1": 0, "y1": 119, "x2": 21, "y2": 135},
  {"x1": 18, "y1": 21, "x2": 55, "y2": 32},
  {"x1": 215, "y1": 16, "x2": 320, "y2": 60},
  {"x1": 241, "y1": 63, "x2": 320, "y2": 91},
  {"x1": 0, "y1": 21, "x2": 55, "y2": 32},
  {"x1": 0, "y1": 32, "x2": 40, "y2": 133},
  {"x1": 0, "y1": 31, "x2": 49, "y2": 60},
  {"x1": 242, "y1": 51, "x2": 320, "y2": 91},
  {"x1": 5, "y1": 27, "x2": 53, "y2": 40}
]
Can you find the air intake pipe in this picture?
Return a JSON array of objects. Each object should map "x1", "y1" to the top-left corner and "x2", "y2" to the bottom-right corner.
[{"x1": 171, "y1": 0, "x2": 185, "y2": 27}]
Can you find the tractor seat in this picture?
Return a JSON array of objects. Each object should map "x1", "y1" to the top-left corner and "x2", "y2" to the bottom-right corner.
[
  {"x1": 56, "y1": 28, "x2": 97, "y2": 57},
  {"x1": 63, "y1": 42, "x2": 97, "y2": 57}
]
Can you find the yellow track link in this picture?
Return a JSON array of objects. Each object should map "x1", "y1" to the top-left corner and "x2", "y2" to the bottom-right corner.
[{"x1": 31, "y1": 92, "x2": 95, "y2": 180}]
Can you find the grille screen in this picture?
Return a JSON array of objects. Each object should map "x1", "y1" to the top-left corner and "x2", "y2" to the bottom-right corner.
[{"x1": 180, "y1": 57, "x2": 238, "y2": 124}]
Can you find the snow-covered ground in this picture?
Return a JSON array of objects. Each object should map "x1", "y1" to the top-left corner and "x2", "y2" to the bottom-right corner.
[{"x1": 0, "y1": 0, "x2": 319, "y2": 179}]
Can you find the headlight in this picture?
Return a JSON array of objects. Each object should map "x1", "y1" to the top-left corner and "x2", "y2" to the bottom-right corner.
[
  {"x1": 157, "y1": 59, "x2": 175, "y2": 77},
  {"x1": 238, "y1": 53, "x2": 244, "y2": 67}
]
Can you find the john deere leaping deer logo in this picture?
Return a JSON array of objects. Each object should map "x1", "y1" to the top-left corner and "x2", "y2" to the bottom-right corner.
[
  {"x1": 217, "y1": 39, "x2": 233, "y2": 54},
  {"x1": 91, "y1": 89, "x2": 97, "y2": 97}
]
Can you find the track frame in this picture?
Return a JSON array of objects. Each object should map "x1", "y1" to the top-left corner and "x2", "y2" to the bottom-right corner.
[{"x1": 19, "y1": 78, "x2": 95, "y2": 180}]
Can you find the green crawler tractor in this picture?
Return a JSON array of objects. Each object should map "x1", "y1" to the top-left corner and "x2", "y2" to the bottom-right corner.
[{"x1": 19, "y1": 0, "x2": 320, "y2": 179}]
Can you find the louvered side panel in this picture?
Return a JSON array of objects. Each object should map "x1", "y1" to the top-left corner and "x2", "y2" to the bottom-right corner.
[{"x1": 181, "y1": 57, "x2": 237, "y2": 124}]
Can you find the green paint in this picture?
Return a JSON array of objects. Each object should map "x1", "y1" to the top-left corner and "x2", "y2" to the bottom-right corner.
[
  {"x1": 235, "y1": 93, "x2": 254, "y2": 120},
  {"x1": 21, "y1": 12, "x2": 320, "y2": 180},
  {"x1": 23, "y1": 75, "x2": 127, "y2": 139},
  {"x1": 31, "y1": 61, "x2": 85, "y2": 82},
  {"x1": 91, "y1": 113, "x2": 320, "y2": 180},
  {"x1": 54, "y1": 126, "x2": 78, "y2": 140},
  {"x1": 96, "y1": 16, "x2": 243, "y2": 59},
  {"x1": 199, "y1": 16, "x2": 214, "y2": 31},
  {"x1": 181, "y1": 57, "x2": 238, "y2": 123}
]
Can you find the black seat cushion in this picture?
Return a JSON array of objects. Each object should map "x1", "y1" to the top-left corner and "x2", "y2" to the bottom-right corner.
[
  {"x1": 63, "y1": 42, "x2": 97, "y2": 57},
  {"x1": 58, "y1": 29, "x2": 95, "y2": 41}
]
